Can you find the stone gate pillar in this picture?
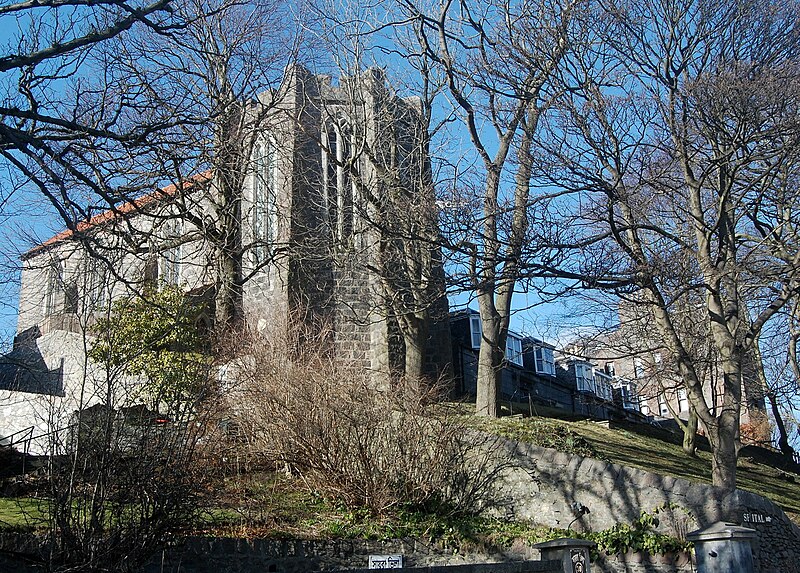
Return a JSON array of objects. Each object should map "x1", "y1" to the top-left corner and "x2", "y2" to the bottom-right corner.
[
  {"x1": 534, "y1": 538, "x2": 595, "y2": 573},
  {"x1": 687, "y1": 521, "x2": 757, "y2": 573}
]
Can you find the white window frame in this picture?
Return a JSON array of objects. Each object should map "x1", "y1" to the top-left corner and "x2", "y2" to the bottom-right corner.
[
  {"x1": 506, "y1": 334, "x2": 523, "y2": 367},
  {"x1": 594, "y1": 371, "x2": 613, "y2": 401},
  {"x1": 535, "y1": 346, "x2": 556, "y2": 377},
  {"x1": 619, "y1": 381, "x2": 639, "y2": 411},
  {"x1": 658, "y1": 394, "x2": 670, "y2": 416},
  {"x1": 470, "y1": 315, "x2": 482, "y2": 349},
  {"x1": 677, "y1": 388, "x2": 689, "y2": 413}
]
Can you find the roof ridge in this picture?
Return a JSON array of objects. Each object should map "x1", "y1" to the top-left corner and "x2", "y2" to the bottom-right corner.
[{"x1": 24, "y1": 171, "x2": 211, "y2": 258}]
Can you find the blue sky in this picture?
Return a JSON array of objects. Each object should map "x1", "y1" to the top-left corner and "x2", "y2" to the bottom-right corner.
[{"x1": 0, "y1": 177, "x2": 69, "y2": 348}]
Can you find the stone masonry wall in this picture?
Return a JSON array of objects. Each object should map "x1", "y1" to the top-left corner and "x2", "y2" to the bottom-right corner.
[
  {"x1": 0, "y1": 532, "x2": 689, "y2": 573},
  {"x1": 481, "y1": 436, "x2": 800, "y2": 573}
]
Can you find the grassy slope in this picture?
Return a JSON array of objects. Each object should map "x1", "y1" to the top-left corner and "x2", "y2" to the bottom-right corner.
[
  {"x1": 1, "y1": 413, "x2": 797, "y2": 537},
  {"x1": 222, "y1": 412, "x2": 800, "y2": 535},
  {"x1": 562, "y1": 418, "x2": 800, "y2": 524}
]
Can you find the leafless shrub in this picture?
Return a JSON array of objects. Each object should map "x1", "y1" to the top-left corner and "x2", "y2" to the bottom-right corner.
[
  {"x1": 42, "y1": 393, "x2": 222, "y2": 573},
  {"x1": 223, "y1": 326, "x2": 496, "y2": 515}
]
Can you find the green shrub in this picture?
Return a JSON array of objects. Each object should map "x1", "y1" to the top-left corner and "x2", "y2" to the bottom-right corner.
[{"x1": 587, "y1": 506, "x2": 693, "y2": 556}]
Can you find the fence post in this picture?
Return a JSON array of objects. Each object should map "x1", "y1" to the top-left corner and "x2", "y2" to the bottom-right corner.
[
  {"x1": 534, "y1": 538, "x2": 595, "y2": 573},
  {"x1": 686, "y1": 521, "x2": 757, "y2": 573}
]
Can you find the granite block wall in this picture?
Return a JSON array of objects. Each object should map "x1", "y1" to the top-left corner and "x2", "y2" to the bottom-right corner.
[{"x1": 480, "y1": 436, "x2": 800, "y2": 573}]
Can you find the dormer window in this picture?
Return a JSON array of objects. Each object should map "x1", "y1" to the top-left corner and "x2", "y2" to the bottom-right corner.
[
  {"x1": 534, "y1": 346, "x2": 556, "y2": 377},
  {"x1": 594, "y1": 370, "x2": 614, "y2": 401},
  {"x1": 575, "y1": 362, "x2": 594, "y2": 392},
  {"x1": 617, "y1": 380, "x2": 640, "y2": 411},
  {"x1": 506, "y1": 334, "x2": 523, "y2": 367},
  {"x1": 470, "y1": 314, "x2": 482, "y2": 349}
]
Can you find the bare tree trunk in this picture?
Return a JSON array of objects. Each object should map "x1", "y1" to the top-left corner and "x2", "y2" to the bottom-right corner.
[
  {"x1": 214, "y1": 243, "x2": 242, "y2": 328},
  {"x1": 768, "y1": 391, "x2": 795, "y2": 458},
  {"x1": 710, "y1": 359, "x2": 744, "y2": 492},
  {"x1": 683, "y1": 408, "x2": 698, "y2": 457},
  {"x1": 475, "y1": 337, "x2": 502, "y2": 417},
  {"x1": 708, "y1": 415, "x2": 739, "y2": 493},
  {"x1": 475, "y1": 306, "x2": 505, "y2": 417},
  {"x1": 402, "y1": 315, "x2": 429, "y2": 381}
]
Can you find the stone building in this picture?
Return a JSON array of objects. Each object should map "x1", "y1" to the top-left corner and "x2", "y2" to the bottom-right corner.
[
  {"x1": 562, "y1": 304, "x2": 770, "y2": 442},
  {"x1": 0, "y1": 66, "x2": 451, "y2": 454}
]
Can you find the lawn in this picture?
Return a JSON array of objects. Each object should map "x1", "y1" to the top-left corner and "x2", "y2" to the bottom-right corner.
[{"x1": 0, "y1": 497, "x2": 47, "y2": 530}]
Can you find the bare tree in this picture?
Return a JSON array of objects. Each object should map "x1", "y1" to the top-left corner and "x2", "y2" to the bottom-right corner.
[
  {"x1": 391, "y1": 0, "x2": 582, "y2": 415},
  {"x1": 539, "y1": 0, "x2": 800, "y2": 492},
  {"x1": 758, "y1": 299, "x2": 800, "y2": 457},
  {"x1": 0, "y1": 0, "x2": 193, "y2": 237},
  {"x1": 89, "y1": 0, "x2": 308, "y2": 327}
]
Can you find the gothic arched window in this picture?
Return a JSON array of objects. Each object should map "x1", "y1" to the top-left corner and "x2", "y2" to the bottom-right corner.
[{"x1": 322, "y1": 120, "x2": 353, "y2": 241}]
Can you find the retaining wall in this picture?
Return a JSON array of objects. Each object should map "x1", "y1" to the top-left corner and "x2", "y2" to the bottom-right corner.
[{"x1": 483, "y1": 437, "x2": 800, "y2": 573}]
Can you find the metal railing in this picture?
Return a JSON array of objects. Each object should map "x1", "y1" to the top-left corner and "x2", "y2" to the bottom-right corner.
[
  {"x1": 0, "y1": 426, "x2": 35, "y2": 474},
  {"x1": 0, "y1": 426, "x2": 34, "y2": 452}
]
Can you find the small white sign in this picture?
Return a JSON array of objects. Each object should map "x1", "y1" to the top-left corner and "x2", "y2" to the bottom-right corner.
[
  {"x1": 743, "y1": 512, "x2": 772, "y2": 524},
  {"x1": 368, "y1": 554, "x2": 403, "y2": 569}
]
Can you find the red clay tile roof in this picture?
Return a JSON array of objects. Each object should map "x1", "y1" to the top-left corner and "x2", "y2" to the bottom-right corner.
[{"x1": 24, "y1": 171, "x2": 211, "y2": 258}]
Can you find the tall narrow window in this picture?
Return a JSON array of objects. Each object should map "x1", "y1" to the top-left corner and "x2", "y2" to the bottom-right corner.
[
  {"x1": 160, "y1": 218, "x2": 182, "y2": 285},
  {"x1": 677, "y1": 388, "x2": 689, "y2": 412},
  {"x1": 322, "y1": 121, "x2": 353, "y2": 241},
  {"x1": 63, "y1": 283, "x2": 78, "y2": 314},
  {"x1": 633, "y1": 357, "x2": 644, "y2": 378},
  {"x1": 322, "y1": 125, "x2": 337, "y2": 228},
  {"x1": 253, "y1": 138, "x2": 277, "y2": 263},
  {"x1": 658, "y1": 394, "x2": 670, "y2": 416},
  {"x1": 85, "y1": 257, "x2": 109, "y2": 312},
  {"x1": 619, "y1": 382, "x2": 639, "y2": 411},
  {"x1": 44, "y1": 260, "x2": 63, "y2": 316}
]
